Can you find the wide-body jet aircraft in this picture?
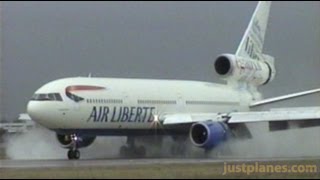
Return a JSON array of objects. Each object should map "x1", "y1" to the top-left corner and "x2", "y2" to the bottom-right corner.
[{"x1": 27, "y1": 1, "x2": 320, "y2": 159}]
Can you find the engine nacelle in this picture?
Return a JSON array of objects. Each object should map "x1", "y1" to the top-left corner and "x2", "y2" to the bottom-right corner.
[
  {"x1": 214, "y1": 54, "x2": 276, "y2": 86},
  {"x1": 56, "y1": 134, "x2": 96, "y2": 149},
  {"x1": 189, "y1": 121, "x2": 229, "y2": 150}
]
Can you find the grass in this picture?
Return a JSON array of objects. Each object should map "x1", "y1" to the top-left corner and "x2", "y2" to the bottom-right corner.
[{"x1": 1, "y1": 160, "x2": 320, "y2": 179}]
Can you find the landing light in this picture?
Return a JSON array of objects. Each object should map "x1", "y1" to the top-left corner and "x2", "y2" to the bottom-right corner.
[
  {"x1": 153, "y1": 115, "x2": 159, "y2": 122},
  {"x1": 71, "y1": 134, "x2": 78, "y2": 141}
]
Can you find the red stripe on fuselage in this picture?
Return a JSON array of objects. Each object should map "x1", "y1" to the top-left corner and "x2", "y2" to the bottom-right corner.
[{"x1": 66, "y1": 85, "x2": 105, "y2": 92}]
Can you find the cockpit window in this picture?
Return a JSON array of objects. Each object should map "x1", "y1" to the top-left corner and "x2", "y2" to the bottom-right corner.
[
  {"x1": 31, "y1": 93, "x2": 63, "y2": 101},
  {"x1": 54, "y1": 93, "x2": 63, "y2": 101}
]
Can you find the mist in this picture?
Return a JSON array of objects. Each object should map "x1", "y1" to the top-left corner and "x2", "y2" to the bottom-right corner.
[
  {"x1": 4, "y1": 127, "x2": 66, "y2": 159},
  {"x1": 4, "y1": 126, "x2": 126, "y2": 160},
  {"x1": 4, "y1": 123, "x2": 320, "y2": 160},
  {"x1": 3, "y1": 126, "x2": 200, "y2": 160},
  {"x1": 226, "y1": 123, "x2": 320, "y2": 158}
]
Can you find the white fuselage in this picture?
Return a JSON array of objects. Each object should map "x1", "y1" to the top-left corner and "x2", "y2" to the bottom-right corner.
[{"x1": 27, "y1": 77, "x2": 253, "y2": 135}]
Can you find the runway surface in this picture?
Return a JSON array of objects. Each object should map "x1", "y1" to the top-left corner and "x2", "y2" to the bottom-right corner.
[{"x1": 1, "y1": 156, "x2": 319, "y2": 169}]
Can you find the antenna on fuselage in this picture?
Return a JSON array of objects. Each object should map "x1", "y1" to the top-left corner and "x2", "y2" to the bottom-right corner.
[{"x1": 88, "y1": 73, "x2": 92, "y2": 78}]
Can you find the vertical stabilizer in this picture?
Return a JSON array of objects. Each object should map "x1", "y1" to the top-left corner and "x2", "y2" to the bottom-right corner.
[{"x1": 235, "y1": 1, "x2": 271, "y2": 60}]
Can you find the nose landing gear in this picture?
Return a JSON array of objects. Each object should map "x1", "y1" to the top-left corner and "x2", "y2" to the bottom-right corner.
[
  {"x1": 67, "y1": 134, "x2": 81, "y2": 160},
  {"x1": 68, "y1": 149, "x2": 80, "y2": 160}
]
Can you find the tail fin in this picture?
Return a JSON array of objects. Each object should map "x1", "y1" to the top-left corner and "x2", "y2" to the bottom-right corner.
[
  {"x1": 235, "y1": 1, "x2": 271, "y2": 60},
  {"x1": 214, "y1": 1, "x2": 275, "y2": 100}
]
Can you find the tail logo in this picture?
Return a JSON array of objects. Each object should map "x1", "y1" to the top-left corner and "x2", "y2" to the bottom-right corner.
[{"x1": 253, "y1": 19, "x2": 261, "y2": 33}]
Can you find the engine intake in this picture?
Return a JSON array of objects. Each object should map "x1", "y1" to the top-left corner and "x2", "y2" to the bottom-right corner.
[
  {"x1": 214, "y1": 56, "x2": 232, "y2": 76},
  {"x1": 190, "y1": 121, "x2": 229, "y2": 150},
  {"x1": 214, "y1": 54, "x2": 276, "y2": 86}
]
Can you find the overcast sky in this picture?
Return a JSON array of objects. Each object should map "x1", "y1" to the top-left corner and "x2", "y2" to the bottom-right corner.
[{"x1": 1, "y1": 1, "x2": 320, "y2": 120}]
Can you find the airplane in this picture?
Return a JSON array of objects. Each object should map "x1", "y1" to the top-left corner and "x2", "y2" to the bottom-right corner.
[{"x1": 26, "y1": 1, "x2": 320, "y2": 160}]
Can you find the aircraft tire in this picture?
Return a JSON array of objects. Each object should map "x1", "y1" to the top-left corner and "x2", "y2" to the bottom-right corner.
[{"x1": 68, "y1": 149, "x2": 80, "y2": 160}]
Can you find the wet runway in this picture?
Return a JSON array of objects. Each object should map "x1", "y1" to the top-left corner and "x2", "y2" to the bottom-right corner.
[{"x1": 1, "y1": 156, "x2": 319, "y2": 169}]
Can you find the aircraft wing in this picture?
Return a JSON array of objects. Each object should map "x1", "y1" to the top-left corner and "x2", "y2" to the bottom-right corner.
[
  {"x1": 227, "y1": 107, "x2": 320, "y2": 123},
  {"x1": 162, "y1": 113, "x2": 221, "y2": 125},
  {"x1": 163, "y1": 107, "x2": 320, "y2": 126},
  {"x1": 163, "y1": 87, "x2": 320, "y2": 128}
]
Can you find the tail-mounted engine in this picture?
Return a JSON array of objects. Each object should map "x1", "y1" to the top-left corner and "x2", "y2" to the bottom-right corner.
[{"x1": 214, "y1": 54, "x2": 276, "y2": 86}]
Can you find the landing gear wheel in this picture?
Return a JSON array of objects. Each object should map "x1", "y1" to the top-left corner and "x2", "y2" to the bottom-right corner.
[
  {"x1": 68, "y1": 149, "x2": 80, "y2": 160},
  {"x1": 74, "y1": 149, "x2": 80, "y2": 159},
  {"x1": 135, "y1": 146, "x2": 146, "y2": 157},
  {"x1": 68, "y1": 150, "x2": 74, "y2": 159},
  {"x1": 120, "y1": 146, "x2": 129, "y2": 158},
  {"x1": 170, "y1": 135, "x2": 188, "y2": 157}
]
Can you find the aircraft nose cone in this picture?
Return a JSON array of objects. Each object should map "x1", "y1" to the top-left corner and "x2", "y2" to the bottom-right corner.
[
  {"x1": 27, "y1": 101, "x2": 47, "y2": 126},
  {"x1": 27, "y1": 101, "x2": 64, "y2": 129},
  {"x1": 27, "y1": 101, "x2": 39, "y2": 121}
]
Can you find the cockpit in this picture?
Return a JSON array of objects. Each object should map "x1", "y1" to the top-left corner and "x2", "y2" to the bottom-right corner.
[{"x1": 31, "y1": 93, "x2": 63, "y2": 101}]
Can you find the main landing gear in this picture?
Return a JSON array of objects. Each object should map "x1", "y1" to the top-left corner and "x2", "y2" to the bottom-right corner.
[
  {"x1": 119, "y1": 137, "x2": 147, "y2": 158},
  {"x1": 170, "y1": 136, "x2": 188, "y2": 157},
  {"x1": 67, "y1": 134, "x2": 80, "y2": 160}
]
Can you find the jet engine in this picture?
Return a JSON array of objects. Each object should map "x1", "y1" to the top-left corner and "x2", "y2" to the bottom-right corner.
[
  {"x1": 189, "y1": 121, "x2": 229, "y2": 150},
  {"x1": 214, "y1": 54, "x2": 276, "y2": 86},
  {"x1": 56, "y1": 134, "x2": 96, "y2": 149}
]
